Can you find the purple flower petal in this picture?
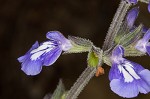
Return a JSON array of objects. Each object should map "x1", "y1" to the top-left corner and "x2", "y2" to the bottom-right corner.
[
  {"x1": 18, "y1": 32, "x2": 72, "y2": 75},
  {"x1": 126, "y1": 7, "x2": 139, "y2": 29},
  {"x1": 109, "y1": 63, "x2": 122, "y2": 81},
  {"x1": 139, "y1": 69, "x2": 150, "y2": 86},
  {"x1": 18, "y1": 41, "x2": 43, "y2": 75},
  {"x1": 142, "y1": 26, "x2": 148, "y2": 33},
  {"x1": 110, "y1": 79, "x2": 139, "y2": 98},
  {"x1": 109, "y1": 68, "x2": 150, "y2": 97},
  {"x1": 129, "y1": 0, "x2": 138, "y2": 4},
  {"x1": 137, "y1": 69, "x2": 150, "y2": 94},
  {"x1": 129, "y1": 60, "x2": 145, "y2": 73},
  {"x1": 112, "y1": 46, "x2": 124, "y2": 58},
  {"x1": 137, "y1": 79, "x2": 150, "y2": 94},
  {"x1": 135, "y1": 29, "x2": 150, "y2": 55},
  {"x1": 43, "y1": 47, "x2": 62, "y2": 66},
  {"x1": 18, "y1": 55, "x2": 28, "y2": 63},
  {"x1": 18, "y1": 41, "x2": 62, "y2": 75},
  {"x1": 148, "y1": 2, "x2": 150, "y2": 13},
  {"x1": 146, "y1": 45, "x2": 150, "y2": 56},
  {"x1": 18, "y1": 41, "x2": 39, "y2": 63},
  {"x1": 29, "y1": 41, "x2": 39, "y2": 51},
  {"x1": 109, "y1": 59, "x2": 145, "y2": 81},
  {"x1": 21, "y1": 58, "x2": 42, "y2": 75},
  {"x1": 46, "y1": 31, "x2": 72, "y2": 51},
  {"x1": 135, "y1": 39, "x2": 147, "y2": 53},
  {"x1": 143, "y1": 29, "x2": 150, "y2": 42},
  {"x1": 46, "y1": 31, "x2": 67, "y2": 42},
  {"x1": 110, "y1": 44, "x2": 150, "y2": 98}
]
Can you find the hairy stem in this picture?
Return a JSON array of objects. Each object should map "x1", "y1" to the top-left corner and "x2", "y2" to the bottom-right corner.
[
  {"x1": 65, "y1": 1, "x2": 131, "y2": 99},
  {"x1": 65, "y1": 67, "x2": 97, "y2": 99},
  {"x1": 139, "y1": 0, "x2": 149, "y2": 4},
  {"x1": 102, "y1": 0, "x2": 131, "y2": 51}
]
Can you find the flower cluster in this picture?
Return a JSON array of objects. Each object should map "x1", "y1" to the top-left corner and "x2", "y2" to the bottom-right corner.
[
  {"x1": 17, "y1": 1, "x2": 150, "y2": 98},
  {"x1": 109, "y1": 46, "x2": 150, "y2": 98},
  {"x1": 18, "y1": 31, "x2": 72, "y2": 75},
  {"x1": 125, "y1": 6, "x2": 150, "y2": 55},
  {"x1": 128, "y1": 0, "x2": 150, "y2": 13},
  {"x1": 108, "y1": 7, "x2": 150, "y2": 98}
]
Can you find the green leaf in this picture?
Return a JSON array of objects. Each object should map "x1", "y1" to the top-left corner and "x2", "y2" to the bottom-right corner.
[{"x1": 87, "y1": 51, "x2": 99, "y2": 67}]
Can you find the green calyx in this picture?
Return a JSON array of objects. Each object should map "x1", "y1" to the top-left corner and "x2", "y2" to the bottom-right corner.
[
  {"x1": 114, "y1": 23, "x2": 143, "y2": 47},
  {"x1": 64, "y1": 36, "x2": 93, "y2": 54},
  {"x1": 87, "y1": 51, "x2": 99, "y2": 67}
]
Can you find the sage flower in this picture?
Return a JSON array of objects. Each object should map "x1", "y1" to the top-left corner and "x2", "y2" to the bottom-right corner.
[
  {"x1": 126, "y1": 7, "x2": 139, "y2": 29},
  {"x1": 128, "y1": 0, "x2": 138, "y2": 4},
  {"x1": 135, "y1": 29, "x2": 150, "y2": 55},
  {"x1": 18, "y1": 31, "x2": 72, "y2": 75},
  {"x1": 109, "y1": 45, "x2": 150, "y2": 98},
  {"x1": 148, "y1": 1, "x2": 150, "y2": 13}
]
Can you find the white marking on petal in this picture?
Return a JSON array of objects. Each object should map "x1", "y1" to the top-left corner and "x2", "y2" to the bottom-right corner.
[
  {"x1": 119, "y1": 46, "x2": 123, "y2": 55},
  {"x1": 31, "y1": 44, "x2": 48, "y2": 53},
  {"x1": 117, "y1": 61, "x2": 141, "y2": 83},
  {"x1": 118, "y1": 65, "x2": 122, "y2": 73},
  {"x1": 30, "y1": 41, "x2": 57, "y2": 60},
  {"x1": 31, "y1": 42, "x2": 55, "y2": 54},
  {"x1": 45, "y1": 47, "x2": 53, "y2": 53},
  {"x1": 30, "y1": 50, "x2": 46, "y2": 60},
  {"x1": 121, "y1": 66, "x2": 134, "y2": 83},
  {"x1": 124, "y1": 63, "x2": 140, "y2": 80},
  {"x1": 43, "y1": 42, "x2": 54, "y2": 45},
  {"x1": 125, "y1": 61, "x2": 133, "y2": 67}
]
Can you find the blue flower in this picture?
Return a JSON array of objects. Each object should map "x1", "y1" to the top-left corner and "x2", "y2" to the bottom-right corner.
[
  {"x1": 109, "y1": 45, "x2": 150, "y2": 98},
  {"x1": 148, "y1": 1, "x2": 150, "y2": 13},
  {"x1": 18, "y1": 31, "x2": 72, "y2": 75},
  {"x1": 128, "y1": 0, "x2": 138, "y2": 4},
  {"x1": 127, "y1": 0, "x2": 150, "y2": 13},
  {"x1": 126, "y1": 7, "x2": 139, "y2": 29},
  {"x1": 135, "y1": 29, "x2": 150, "y2": 55}
]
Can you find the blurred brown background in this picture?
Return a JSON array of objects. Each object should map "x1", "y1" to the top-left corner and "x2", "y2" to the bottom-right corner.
[{"x1": 0, "y1": 0, "x2": 150, "y2": 99}]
